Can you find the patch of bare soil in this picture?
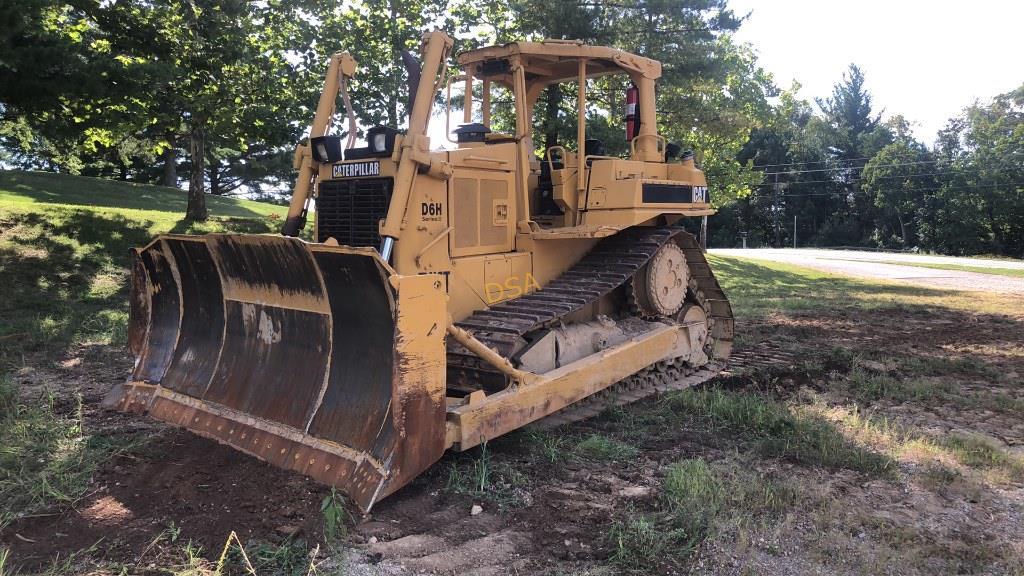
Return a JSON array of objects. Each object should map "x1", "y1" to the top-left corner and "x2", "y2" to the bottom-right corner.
[
  {"x1": 4, "y1": 302, "x2": 1024, "y2": 574},
  {"x1": 6, "y1": 429, "x2": 330, "y2": 569}
]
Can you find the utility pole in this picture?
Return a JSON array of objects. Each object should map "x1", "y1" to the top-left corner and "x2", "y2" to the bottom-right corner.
[
  {"x1": 740, "y1": 231, "x2": 748, "y2": 249},
  {"x1": 793, "y1": 215, "x2": 797, "y2": 249}
]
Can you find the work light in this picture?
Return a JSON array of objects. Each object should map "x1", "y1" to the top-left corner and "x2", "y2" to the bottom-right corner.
[{"x1": 310, "y1": 136, "x2": 343, "y2": 163}]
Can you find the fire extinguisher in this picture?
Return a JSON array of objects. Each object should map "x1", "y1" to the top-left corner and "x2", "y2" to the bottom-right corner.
[{"x1": 625, "y1": 83, "x2": 639, "y2": 142}]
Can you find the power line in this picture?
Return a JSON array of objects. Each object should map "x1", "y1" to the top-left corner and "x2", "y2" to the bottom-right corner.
[
  {"x1": 747, "y1": 180, "x2": 1024, "y2": 199},
  {"x1": 760, "y1": 158, "x2": 957, "y2": 176},
  {"x1": 751, "y1": 166, "x2": 1022, "y2": 187},
  {"x1": 750, "y1": 156, "x2": 875, "y2": 169}
]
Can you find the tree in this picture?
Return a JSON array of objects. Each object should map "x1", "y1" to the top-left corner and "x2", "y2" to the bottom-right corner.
[
  {"x1": 959, "y1": 85, "x2": 1024, "y2": 256},
  {"x1": 861, "y1": 139, "x2": 934, "y2": 246},
  {"x1": 319, "y1": 0, "x2": 455, "y2": 134}
]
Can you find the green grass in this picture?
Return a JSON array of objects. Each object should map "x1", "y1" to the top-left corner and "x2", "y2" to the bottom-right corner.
[
  {"x1": 0, "y1": 376, "x2": 151, "y2": 529},
  {"x1": 0, "y1": 170, "x2": 288, "y2": 368},
  {"x1": 575, "y1": 433, "x2": 639, "y2": 462},
  {"x1": 609, "y1": 457, "x2": 802, "y2": 571},
  {"x1": 0, "y1": 170, "x2": 286, "y2": 220},
  {"x1": 663, "y1": 387, "x2": 895, "y2": 477}
]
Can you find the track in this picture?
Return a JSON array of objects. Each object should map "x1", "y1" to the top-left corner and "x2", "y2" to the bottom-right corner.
[{"x1": 446, "y1": 226, "x2": 735, "y2": 417}]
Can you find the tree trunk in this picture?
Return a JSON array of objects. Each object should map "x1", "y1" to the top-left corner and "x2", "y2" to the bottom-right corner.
[
  {"x1": 986, "y1": 204, "x2": 1002, "y2": 253},
  {"x1": 208, "y1": 157, "x2": 221, "y2": 196},
  {"x1": 187, "y1": 124, "x2": 208, "y2": 221},
  {"x1": 543, "y1": 84, "x2": 563, "y2": 150},
  {"x1": 162, "y1": 147, "x2": 178, "y2": 188},
  {"x1": 898, "y1": 213, "x2": 907, "y2": 246},
  {"x1": 119, "y1": 164, "x2": 128, "y2": 181},
  {"x1": 387, "y1": 0, "x2": 399, "y2": 127}
]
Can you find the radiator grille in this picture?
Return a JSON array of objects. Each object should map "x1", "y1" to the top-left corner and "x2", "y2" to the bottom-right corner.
[{"x1": 315, "y1": 178, "x2": 393, "y2": 247}]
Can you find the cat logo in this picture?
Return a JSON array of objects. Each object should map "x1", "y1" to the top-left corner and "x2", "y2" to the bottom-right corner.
[{"x1": 692, "y1": 186, "x2": 708, "y2": 203}]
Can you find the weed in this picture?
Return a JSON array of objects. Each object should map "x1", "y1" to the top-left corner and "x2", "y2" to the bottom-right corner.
[
  {"x1": 0, "y1": 375, "x2": 15, "y2": 420},
  {"x1": 845, "y1": 359, "x2": 986, "y2": 405},
  {"x1": 575, "y1": 434, "x2": 638, "y2": 462},
  {"x1": 919, "y1": 462, "x2": 960, "y2": 490},
  {"x1": 662, "y1": 459, "x2": 723, "y2": 551},
  {"x1": 445, "y1": 441, "x2": 528, "y2": 508},
  {"x1": 33, "y1": 539, "x2": 103, "y2": 576},
  {"x1": 665, "y1": 387, "x2": 894, "y2": 477},
  {"x1": 940, "y1": 434, "x2": 1024, "y2": 482},
  {"x1": 523, "y1": 429, "x2": 574, "y2": 465},
  {"x1": 321, "y1": 488, "x2": 350, "y2": 541},
  {"x1": 247, "y1": 538, "x2": 314, "y2": 576},
  {"x1": 169, "y1": 540, "x2": 211, "y2": 576},
  {"x1": 896, "y1": 355, "x2": 1000, "y2": 380},
  {"x1": 607, "y1": 514, "x2": 686, "y2": 571}
]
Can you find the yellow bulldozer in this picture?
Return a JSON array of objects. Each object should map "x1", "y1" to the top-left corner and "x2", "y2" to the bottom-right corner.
[{"x1": 105, "y1": 31, "x2": 733, "y2": 511}]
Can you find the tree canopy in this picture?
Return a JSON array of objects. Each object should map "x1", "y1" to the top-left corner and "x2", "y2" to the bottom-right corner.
[{"x1": 1, "y1": 1, "x2": 1021, "y2": 256}]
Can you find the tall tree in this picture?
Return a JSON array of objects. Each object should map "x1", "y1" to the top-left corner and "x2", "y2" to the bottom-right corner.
[
  {"x1": 960, "y1": 85, "x2": 1024, "y2": 256},
  {"x1": 861, "y1": 138, "x2": 934, "y2": 246}
]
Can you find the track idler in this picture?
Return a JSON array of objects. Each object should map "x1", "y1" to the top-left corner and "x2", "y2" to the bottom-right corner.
[{"x1": 104, "y1": 234, "x2": 448, "y2": 511}]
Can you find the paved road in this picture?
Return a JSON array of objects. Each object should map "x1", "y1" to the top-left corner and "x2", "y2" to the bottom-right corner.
[{"x1": 710, "y1": 248, "x2": 1024, "y2": 295}]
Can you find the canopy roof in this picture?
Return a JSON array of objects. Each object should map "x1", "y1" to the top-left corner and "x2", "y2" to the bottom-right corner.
[{"x1": 456, "y1": 40, "x2": 661, "y2": 85}]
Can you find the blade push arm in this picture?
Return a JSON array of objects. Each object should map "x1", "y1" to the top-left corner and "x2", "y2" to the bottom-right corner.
[
  {"x1": 283, "y1": 52, "x2": 358, "y2": 237},
  {"x1": 378, "y1": 30, "x2": 453, "y2": 261}
]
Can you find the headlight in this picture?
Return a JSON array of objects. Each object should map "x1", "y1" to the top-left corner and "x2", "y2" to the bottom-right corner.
[
  {"x1": 372, "y1": 133, "x2": 387, "y2": 152},
  {"x1": 309, "y1": 136, "x2": 343, "y2": 162}
]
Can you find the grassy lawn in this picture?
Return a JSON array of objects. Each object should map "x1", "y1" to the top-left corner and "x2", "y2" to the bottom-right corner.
[
  {"x1": 0, "y1": 170, "x2": 285, "y2": 221},
  {"x1": 708, "y1": 254, "x2": 1023, "y2": 318},
  {"x1": 0, "y1": 170, "x2": 287, "y2": 365}
]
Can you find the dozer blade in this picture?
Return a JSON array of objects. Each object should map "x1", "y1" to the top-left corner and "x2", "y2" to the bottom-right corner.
[{"x1": 105, "y1": 234, "x2": 448, "y2": 511}]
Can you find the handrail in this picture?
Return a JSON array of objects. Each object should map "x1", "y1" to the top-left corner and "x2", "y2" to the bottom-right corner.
[
  {"x1": 629, "y1": 133, "x2": 666, "y2": 160},
  {"x1": 415, "y1": 226, "x2": 451, "y2": 266},
  {"x1": 462, "y1": 155, "x2": 511, "y2": 165},
  {"x1": 545, "y1": 145, "x2": 568, "y2": 174}
]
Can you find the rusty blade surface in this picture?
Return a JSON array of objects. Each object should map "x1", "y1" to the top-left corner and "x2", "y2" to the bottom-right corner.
[{"x1": 105, "y1": 234, "x2": 447, "y2": 511}]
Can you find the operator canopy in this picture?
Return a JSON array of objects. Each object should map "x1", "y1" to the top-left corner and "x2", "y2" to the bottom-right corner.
[{"x1": 457, "y1": 40, "x2": 662, "y2": 86}]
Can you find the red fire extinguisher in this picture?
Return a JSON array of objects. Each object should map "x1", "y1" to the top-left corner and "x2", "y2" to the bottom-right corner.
[{"x1": 625, "y1": 83, "x2": 639, "y2": 142}]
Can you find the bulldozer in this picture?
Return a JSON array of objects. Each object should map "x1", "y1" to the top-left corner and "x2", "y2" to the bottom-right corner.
[{"x1": 105, "y1": 31, "x2": 734, "y2": 511}]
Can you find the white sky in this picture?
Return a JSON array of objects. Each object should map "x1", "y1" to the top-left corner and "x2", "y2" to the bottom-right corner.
[{"x1": 728, "y1": 0, "x2": 1024, "y2": 145}]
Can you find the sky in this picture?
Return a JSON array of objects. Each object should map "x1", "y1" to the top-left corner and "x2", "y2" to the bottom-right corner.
[{"x1": 728, "y1": 0, "x2": 1024, "y2": 144}]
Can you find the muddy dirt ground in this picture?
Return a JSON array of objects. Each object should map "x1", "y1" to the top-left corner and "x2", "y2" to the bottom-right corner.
[{"x1": 4, "y1": 282, "x2": 1024, "y2": 575}]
